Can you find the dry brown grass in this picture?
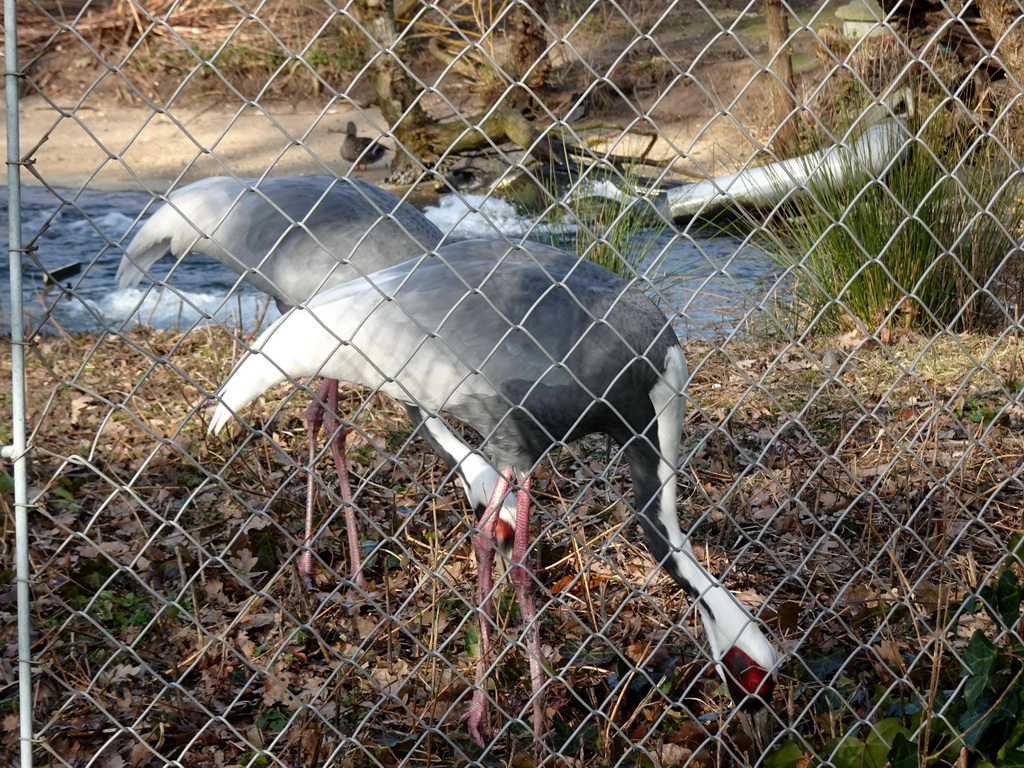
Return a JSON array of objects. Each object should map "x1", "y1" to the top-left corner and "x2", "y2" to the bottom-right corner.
[
  {"x1": 2, "y1": 326, "x2": 1023, "y2": 765},
  {"x1": 17, "y1": 0, "x2": 370, "y2": 103}
]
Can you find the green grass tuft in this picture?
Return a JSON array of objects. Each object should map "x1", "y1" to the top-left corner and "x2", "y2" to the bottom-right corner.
[{"x1": 767, "y1": 108, "x2": 1024, "y2": 335}]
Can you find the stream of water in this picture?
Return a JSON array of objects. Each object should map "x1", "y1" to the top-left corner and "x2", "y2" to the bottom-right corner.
[{"x1": 0, "y1": 184, "x2": 780, "y2": 340}]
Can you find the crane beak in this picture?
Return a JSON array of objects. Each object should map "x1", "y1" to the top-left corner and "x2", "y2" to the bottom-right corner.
[{"x1": 739, "y1": 705, "x2": 775, "y2": 765}]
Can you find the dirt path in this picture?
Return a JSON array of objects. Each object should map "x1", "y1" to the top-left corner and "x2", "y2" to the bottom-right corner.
[
  {"x1": 12, "y1": 90, "x2": 774, "y2": 197},
  {"x1": 14, "y1": 96, "x2": 396, "y2": 192}
]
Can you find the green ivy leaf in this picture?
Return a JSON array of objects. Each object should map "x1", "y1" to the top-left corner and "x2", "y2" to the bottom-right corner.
[
  {"x1": 763, "y1": 740, "x2": 806, "y2": 768},
  {"x1": 980, "y1": 570, "x2": 1023, "y2": 629},
  {"x1": 824, "y1": 736, "x2": 868, "y2": 768},
  {"x1": 888, "y1": 732, "x2": 918, "y2": 768},
  {"x1": 464, "y1": 624, "x2": 480, "y2": 658},
  {"x1": 806, "y1": 650, "x2": 847, "y2": 682},
  {"x1": 1000, "y1": 748, "x2": 1024, "y2": 768},
  {"x1": 965, "y1": 630, "x2": 1000, "y2": 710},
  {"x1": 866, "y1": 717, "x2": 911, "y2": 766},
  {"x1": 999, "y1": 713, "x2": 1024, "y2": 755},
  {"x1": 959, "y1": 683, "x2": 1021, "y2": 752},
  {"x1": 823, "y1": 726, "x2": 906, "y2": 768}
]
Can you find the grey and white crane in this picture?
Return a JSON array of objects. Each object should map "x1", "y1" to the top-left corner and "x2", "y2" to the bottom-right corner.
[
  {"x1": 207, "y1": 239, "x2": 778, "y2": 748},
  {"x1": 117, "y1": 175, "x2": 509, "y2": 588}
]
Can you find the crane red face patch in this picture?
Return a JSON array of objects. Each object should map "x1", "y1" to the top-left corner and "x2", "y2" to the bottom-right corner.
[
  {"x1": 494, "y1": 517, "x2": 515, "y2": 556},
  {"x1": 723, "y1": 647, "x2": 775, "y2": 705}
]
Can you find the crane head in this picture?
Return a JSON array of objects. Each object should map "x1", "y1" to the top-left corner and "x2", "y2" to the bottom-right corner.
[
  {"x1": 722, "y1": 646, "x2": 775, "y2": 704},
  {"x1": 723, "y1": 646, "x2": 777, "y2": 757}
]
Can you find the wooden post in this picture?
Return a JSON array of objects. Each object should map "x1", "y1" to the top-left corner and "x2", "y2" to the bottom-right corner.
[{"x1": 765, "y1": 0, "x2": 800, "y2": 155}]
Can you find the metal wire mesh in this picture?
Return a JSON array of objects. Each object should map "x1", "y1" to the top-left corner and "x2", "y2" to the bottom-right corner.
[{"x1": 4, "y1": 0, "x2": 1024, "y2": 766}]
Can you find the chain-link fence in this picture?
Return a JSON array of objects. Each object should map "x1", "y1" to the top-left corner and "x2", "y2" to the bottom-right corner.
[{"x1": 4, "y1": 0, "x2": 1024, "y2": 766}]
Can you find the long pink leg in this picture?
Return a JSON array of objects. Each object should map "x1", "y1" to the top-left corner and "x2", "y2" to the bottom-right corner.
[
  {"x1": 464, "y1": 471, "x2": 512, "y2": 746},
  {"x1": 303, "y1": 379, "x2": 365, "y2": 589},
  {"x1": 506, "y1": 478, "x2": 545, "y2": 745}
]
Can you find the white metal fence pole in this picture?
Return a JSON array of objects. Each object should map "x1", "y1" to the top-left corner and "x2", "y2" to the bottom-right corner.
[{"x1": 3, "y1": 0, "x2": 32, "y2": 765}]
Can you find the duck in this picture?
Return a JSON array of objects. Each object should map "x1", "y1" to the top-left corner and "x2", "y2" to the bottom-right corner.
[{"x1": 341, "y1": 121, "x2": 390, "y2": 171}]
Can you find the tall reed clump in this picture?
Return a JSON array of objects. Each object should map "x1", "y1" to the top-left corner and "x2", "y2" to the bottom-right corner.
[
  {"x1": 568, "y1": 191, "x2": 670, "y2": 286},
  {"x1": 529, "y1": 163, "x2": 677, "y2": 297},
  {"x1": 768, "y1": 110, "x2": 1024, "y2": 335}
]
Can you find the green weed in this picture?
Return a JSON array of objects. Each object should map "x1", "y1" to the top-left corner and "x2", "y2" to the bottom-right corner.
[{"x1": 767, "y1": 107, "x2": 1023, "y2": 335}]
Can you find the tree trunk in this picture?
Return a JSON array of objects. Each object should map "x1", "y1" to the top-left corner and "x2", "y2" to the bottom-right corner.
[
  {"x1": 507, "y1": 0, "x2": 551, "y2": 110},
  {"x1": 975, "y1": 0, "x2": 1024, "y2": 86},
  {"x1": 764, "y1": 0, "x2": 800, "y2": 156},
  {"x1": 352, "y1": 0, "x2": 435, "y2": 180},
  {"x1": 394, "y1": 108, "x2": 545, "y2": 163}
]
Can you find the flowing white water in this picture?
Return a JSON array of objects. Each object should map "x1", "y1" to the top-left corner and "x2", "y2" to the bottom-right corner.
[{"x1": 423, "y1": 193, "x2": 533, "y2": 239}]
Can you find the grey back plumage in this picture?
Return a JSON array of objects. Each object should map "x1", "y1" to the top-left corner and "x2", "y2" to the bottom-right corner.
[
  {"x1": 211, "y1": 239, "x2": 680, "y2": 472},
  {"x1": 117, "y1": 175, "x2": 442, "y2": 312}
]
